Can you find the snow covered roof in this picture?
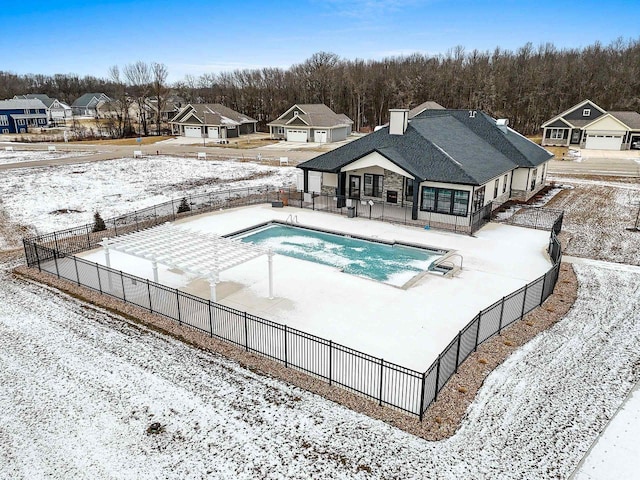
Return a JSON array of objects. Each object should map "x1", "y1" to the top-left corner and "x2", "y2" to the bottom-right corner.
[
  {"x1": 100, "y1": 223, "x2": 269, "y2": 279},
  {"x1": 268, "y1": 104, "x2": 353, "y2": 128},
  {"x1": 0, "y1": 98, "x2": 48, "y2": 111}
]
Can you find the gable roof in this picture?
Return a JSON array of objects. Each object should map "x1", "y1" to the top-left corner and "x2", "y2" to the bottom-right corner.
[
  {"x1": 268, "y1": 104, "x2": 353, "y2": 128},
  {"x1": 541, "y1": 99, "x2": 607, "y2": 128},
  {"x1": 0, "y1": 98, "x2": 48, "y2": 111},
  {"x1": 171, "y1": 103, "x2": 256, "y2": 126},
  {"x1": 14, "y1": 94, "x2": 58, "y2": 108},
  {"x1": 408, "y1": 101, "x2": 445, "y2": 118},
  {"x1": 72, "y1": 93, "x2": 110, "y2": 108},
  {"x1": 609, "y1": 111, "x2": 640, "y2": 130},
  {"x1": 298, "y1": 109, "x2": 552, "y2": 186}
]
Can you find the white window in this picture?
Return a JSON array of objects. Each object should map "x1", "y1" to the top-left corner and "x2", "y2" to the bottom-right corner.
[
  {"x1": 550, "y1": 128, "x2": 565, "y2": 139},
  {"x1": 2, "y1": 129, "x2": 8, "y2": 134},
  {"x1": 293, "y1": 111, "x2": 298, "y2": 117},
  {"x1": 0, "y1": 115, "x2": 8, "y2": 126},
  {"x1": 17, "y1": 119, "x2": 25, "y2": 125},
  {"x1": 583, "y1": 108, "x2": 591, "y2": 116}
]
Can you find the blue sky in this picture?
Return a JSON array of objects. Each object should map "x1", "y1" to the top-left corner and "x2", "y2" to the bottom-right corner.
[{"x1": 2, "y1": 0, "x2": 639, "y2": 82}]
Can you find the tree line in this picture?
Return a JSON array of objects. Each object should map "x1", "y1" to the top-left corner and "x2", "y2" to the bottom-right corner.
[{"x1": 1, "y1": 37, "x2": 639, "y2": 135}]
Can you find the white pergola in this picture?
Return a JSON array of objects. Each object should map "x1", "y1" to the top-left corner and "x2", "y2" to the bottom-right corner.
[{"x1": 99, "y1": 223, "x2": 274, "y2": 302}]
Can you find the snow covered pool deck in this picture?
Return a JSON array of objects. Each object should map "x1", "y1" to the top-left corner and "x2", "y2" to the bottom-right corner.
[{"x1": 78, "y1": 205, "x2": 552, "y2": 371}]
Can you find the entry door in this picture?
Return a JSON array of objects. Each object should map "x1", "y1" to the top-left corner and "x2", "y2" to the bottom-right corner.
[{"x1": 349, "y1": 175, "x2": 361, "y2": 198}]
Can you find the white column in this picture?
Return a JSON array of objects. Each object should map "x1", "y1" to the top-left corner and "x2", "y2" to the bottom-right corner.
[
  {"x1": 151, "y1": 259, "x2": 158, "y2": 283},
  {"x1": 209, "y1": 271, "x2": 219, "y2": 303},
  {"x1": 103, "y1": 238, "x2": 113, "y2": 290},
  {"x1": 268, "y1": 249, "x2": 274, "y2": 300}
]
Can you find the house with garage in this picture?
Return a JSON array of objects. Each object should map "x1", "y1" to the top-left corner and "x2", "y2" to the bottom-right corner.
[
  {"x1": 71, "y1": 93, "x2": 112, "y2": 117},
  {"x1": 541, "y1": 99, "x2": 640, "y2": 150},
  {"x1": 268, "y1": 104, "x2": 353, "y2": 143},
  {"x1": 14, "y1": 94, "x2": 72, "y2": 126},
  {"x1": 296, "y1": 108, "x2": 553, "y2": 229},
  {"x1": 0, "y1": 98, "x2": 49, "y2": 134},
  {"x1": 170, "y1": 104, "x2": 257, "y2": 140}
]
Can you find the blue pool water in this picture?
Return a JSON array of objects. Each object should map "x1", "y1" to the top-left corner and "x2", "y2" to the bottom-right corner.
[{"x1": 236, "y1": 224, "x2": 444, "y2": 286}]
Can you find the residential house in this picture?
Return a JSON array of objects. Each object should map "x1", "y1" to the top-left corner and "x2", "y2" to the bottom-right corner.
[
  {"x1": 268, "y1": 104, "x2": 353, "y2": 143},
  {"x1": 541, "y1": 99, "x2": 640, "y2": 150},
  {"x1": 71, "y1": 93, "x2": 112, "y2": 117},
  {"x1": 170, "y1": 103, "x2": 257, "y2": 139},
  {"x1": 297, "y1": 108, "x2": 553, "y2": 227},
  {"x1": 0, "y1": 99, "x2": 48, "y2": 134},
  {"x1": 14, "y1": 94, "x2": 72, "y2": 126}
]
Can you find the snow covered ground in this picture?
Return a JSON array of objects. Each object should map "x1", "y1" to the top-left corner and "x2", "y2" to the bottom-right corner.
[
  {"x1": 1, "y1": 263, "x2": 638, "y2": 479},
  {"x1": 0, "y1": 149, "x2": 92, "y2": 165},
  {"x1": 78, "y1": 206, "x2": 551, "y2": 371},
  {"x1": 0, "y1": 155, "x2": 297, "y2": 240}
]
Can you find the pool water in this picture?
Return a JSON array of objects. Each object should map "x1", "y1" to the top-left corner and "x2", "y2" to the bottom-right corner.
[{"x1": 236, "y1": 224, "x2": 443, "y2": 286}]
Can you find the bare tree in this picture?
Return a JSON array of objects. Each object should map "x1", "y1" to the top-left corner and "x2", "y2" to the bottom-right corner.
[
  {"x1": 151, "y1": 62, "x2": 169, "y2": 135},
  {"x1": 124, "y1": 61, "x2": 152, "y2": 136}
]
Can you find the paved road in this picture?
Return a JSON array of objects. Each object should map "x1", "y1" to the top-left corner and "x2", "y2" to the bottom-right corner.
[{"x1": 548, "y1": 153, "x2": 640, "y2": 177}]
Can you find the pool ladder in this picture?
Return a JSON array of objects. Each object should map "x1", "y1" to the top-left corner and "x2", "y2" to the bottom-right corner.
[
  {"x1": 433, "y1": 253, "x2": 463, "y2": 278},
  {"x1": 286, "y1": 214, "x2": 299, "y2": 225}
]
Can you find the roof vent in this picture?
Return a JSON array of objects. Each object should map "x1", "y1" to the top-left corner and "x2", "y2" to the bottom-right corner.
[
  {"x1": 389, "y1": 109, "x2": 409, "y2": 135},
  {"x1": 496, "y1": 118, "x2": 509, "y2": 133}
]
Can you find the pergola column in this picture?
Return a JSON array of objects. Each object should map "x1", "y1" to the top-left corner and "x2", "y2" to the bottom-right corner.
[
  {"x1": 268, "y1": 249, "x2": 274, "y2": 300},
  {"x1": 151, "y1": 258, "x2": 159, "y2": 283},
  {"x1": 103, "y1": 237, "x2": 113, "y2": 290},
  {"x1": 209, "y1": 271, "x2": 219, "y2": 303}
]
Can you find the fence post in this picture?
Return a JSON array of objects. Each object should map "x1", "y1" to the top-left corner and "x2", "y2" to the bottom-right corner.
[
  {"x1": 540, "y1": 273, "x2": 548, "y2": 304},
  {"x1": 171, "y1": 199, "x2": 176, "y2": 219},
  {"x1": 312, "y1": 194, "x2": 315, "y2": 211},
  {"x1": 135, "y1": 211, "x2": 139, "y2": 231},
  {"x1": 520, "y1": 284, "x2": 528, "y2": 320},
  {"x1": 474, "y1": 313, "x2": 481, "y2": 351},
  {"x1": 113, "y1": 219, "x2": 118, "y2": 237},
  {"x1": 419, "y1": 372, "x2": 426, "y2": 421},
  {"x1": 454, "y1": 331, "x2": 462, "y2": 373},
  {"x1": 497, "y1": 297, "x2": 505, "y2": 334},
  {"x1": 379, "y1": 358, "x2": 384, "y2": 406},
  {"x1": 434, "y1": 355, "x2": 442, "y2": 401},
  {"x1": 208, "y1": 301, "x2": 214, "y2": 337},
  {"x1": 86, "y1": 225, "x2": 91, "y2": 248},
  {"x1": 244, "y1": 312, "x2": 249, "y2": 352},
  {"x1": 53, "y1": 231, "x2": 60, "y2": 253},
  {"x1": 34, "y1": 243, "x2": 41, "y2": 272},
  {"x1": 96, "y1": 264, "x2": 102, "y2": 293},
  {"x1": 121, "y1": 273, "x2": 126, "y2": 301},
  {"x1": 53, "y1": 253, "x2": 60, "y2": 278},
  {"x1": 147, "y1": 279, "x2": 153, "y2": 313},
  {"x1": 176, "y1": 290, "x2": 181, "y2": 325},
  {"x1": 74, "y1": 256, "x2": 80, "y2": 286},
  {"x1": 328, "y1": 340, "x2": 333, "y2": 385},
  {"x1": 284, "y1": 325, "x2": 288, "y2": 368}
]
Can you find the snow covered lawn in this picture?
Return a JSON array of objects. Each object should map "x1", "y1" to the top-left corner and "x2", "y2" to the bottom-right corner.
[
  {"x1": 547, "y1": 177, "x2": 640, "y2": 265},
  {"x1": 0, "y1": 155, "x2": 297, "y2": 240},
  {"x1": 78, "y1": 206, "x2": 552, "y2": 371},
  {"x1": 0, "y1": 149, "x2": 92, "y2": 165},
  {"x1": 1, "y1": 263, "x2": 638, "y2": 479}
]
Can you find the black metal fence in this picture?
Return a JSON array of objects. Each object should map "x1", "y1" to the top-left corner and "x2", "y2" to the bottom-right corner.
[
  {"x1": 22, "y1": 185, "x2": 564, "y2": 419},
  {"x1": 496, "y1": 205, "x2": 565, "y2": 234},
  {"x1": 289, "y1": 192, "x2": 493, "y2": 235}
]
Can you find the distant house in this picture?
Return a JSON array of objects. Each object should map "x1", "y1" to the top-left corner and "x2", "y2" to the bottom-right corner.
[
  {"x1": 541, "y1": 99, "x2": 640, "y2": 150},
  {"x1": 0, "y1": 98, "x2": 48, "y2": 134},
  {"x1": 297, "y1": 108, "x2": 553, "y2": 226},
  {"x1": 170, "y1": 103, "x2": 257, "y2": 139},
  {"x1": 14, "y1": 94, "x2": 72, "y2": 126},
  {"x1": 268, "y1": 104, "x2": 353, "y2": 143},
  {"x1": 71, "y1": 93, "x2": 112, "y2": 117}
]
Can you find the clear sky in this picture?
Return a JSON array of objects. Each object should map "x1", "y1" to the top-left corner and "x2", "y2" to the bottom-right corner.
[{"x1": 2, "y1": 0, "x2": 639, "y2": 82}]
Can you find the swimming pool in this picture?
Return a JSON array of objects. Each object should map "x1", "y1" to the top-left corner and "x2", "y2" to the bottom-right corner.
[{"x1": 234, "y1": 223, "x2": 446, "y2": 287}]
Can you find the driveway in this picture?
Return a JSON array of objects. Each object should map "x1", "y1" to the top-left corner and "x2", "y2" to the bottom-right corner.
[{"x1": 548, "y1": 149, "x2": 640, "y2": 177}]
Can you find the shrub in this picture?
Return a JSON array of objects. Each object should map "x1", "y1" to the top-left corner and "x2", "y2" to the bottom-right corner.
[
  {"x1": 177, "y1": 197, "x2": 191, "y2": 214},
  {"x1": 92, "y1": 211, "x2": 106, "y2": 232}
]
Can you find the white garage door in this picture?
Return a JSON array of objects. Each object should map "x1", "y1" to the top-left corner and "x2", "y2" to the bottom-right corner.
[
  {"x1": 314, "y1": 130, "x2": 327, "y2": 143},
  {"x1": 184, "y1": 126, "x2": 202, "y2": 138},
  {"x1": 208, "y1": 127, "x2": 219, "y2": 139},
  {"x1": 287, "y1": 129, "x2": 307, "y2": 142},
  {"x1": 585, "y1": 134, "x2": 623, "y2": 150}
]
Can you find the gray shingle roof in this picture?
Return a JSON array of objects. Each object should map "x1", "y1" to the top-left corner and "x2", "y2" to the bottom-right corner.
[
  {"x1": 609, "y1": 111, "x2": 640, "y2": 129},
  {"x1": 72, "y1": 93, "x2": 110, "y2": 108},
  {"x1": 172, "y1": 104, "x2": 256, "y2": 125},
  {"x1": 298, "y1": 109, "x2": 552, "y2": 185},
  {"x1": 268, "y1": 104, "x2": 353, "y2": 128},
  {"x1": 0, "y1": 98, "x2": 48, "y2": 110},
  {"x1": 408, "y1": 101, "x2": 445, "y2": 118},
  {"x1": 14, "y1": 94, "x2": 56, "y2": 108}
]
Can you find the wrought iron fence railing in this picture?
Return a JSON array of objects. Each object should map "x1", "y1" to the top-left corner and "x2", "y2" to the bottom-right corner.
[{"x1": 22, "y1": 185, "x2": 564, "y2": 419}]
